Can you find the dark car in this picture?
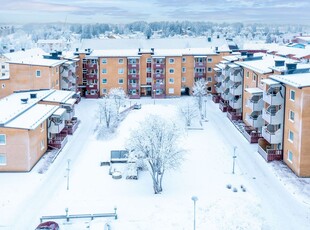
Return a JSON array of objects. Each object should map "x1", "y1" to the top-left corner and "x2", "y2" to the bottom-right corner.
[{"x1": 35, "y1": 221, "x2": 59, "y2": 230}]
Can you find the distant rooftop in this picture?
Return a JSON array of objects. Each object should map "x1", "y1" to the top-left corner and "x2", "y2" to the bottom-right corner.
[
  {"x1": 7, "y1": 57, "x2": 67, "y2": 67},
  {"x1": 42, "y1": 90, "x2": 76, "y2": 104},
  {"x1": 270, "y1": 73, "x2": 310, "y2": 88},
  {"x1": 2, "y1": 48, "x2": 47, "y2": 62}
]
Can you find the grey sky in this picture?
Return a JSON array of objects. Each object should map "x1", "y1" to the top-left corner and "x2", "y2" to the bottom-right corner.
[{"x1": 0, "y1": 0, "x2": 309, "y2": 25}]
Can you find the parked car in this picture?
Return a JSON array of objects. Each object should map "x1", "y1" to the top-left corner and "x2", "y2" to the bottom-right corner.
[
  {"x1": 133, "y1": 103, "x2": 141, "y2": 109},
  {"x1": 35, "y1": 221, "x2": 59, "y2": 230}
]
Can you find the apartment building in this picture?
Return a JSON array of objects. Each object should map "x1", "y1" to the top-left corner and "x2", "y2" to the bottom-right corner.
[
  {"x1": 75, "y1": 47, "x2": 230, "y2": 99},
  {"x1": 267, "y1": 73, "x2": 310, "y2": 177},
  {"x1": 0, "y1": 89, "x2": 79, "y2": 172}
]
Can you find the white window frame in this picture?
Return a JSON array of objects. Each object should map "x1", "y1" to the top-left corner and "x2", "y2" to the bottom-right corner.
[
  {"x1": 40, "y1": 123, "x2": 44, "y2": 132},
  {"x1": 102, "y1": 88, "x2": 107, "y2": 94},
  {"x1": 118, "y1": 68, "x2": 124, "y2": 74},
  {"x1": 102, "y1": 68, "x2": 107, "y2": 74},
  {"x1": 168, "y1": 88, "x2": 174, "y2": 94},
  {"x1": 182, "y1": 77, "x2": 186, "y2": 82},
  {"x1": 169, "y1": 78, "x2": 174, "y2": 84},
  {"x1": 40, "y1": 140, "x2": 45, "y2": 150},
  {"x1": 118, "y1": 58, "x2": 124, "y2": 64},
  {"x1": 118, "y1": 78, "x2": 124, "y2": 84},
  {"x1": 0, "y1": 134, "x2": 6, "y2": 145},
  {"x1": 288, "y1": 130, "x2": 294, "y2": 143},
  {"x1": 207, "y1": 58, "x2": 213, "y2": 63},
  {"x1": 0, "y1": 154, "x2": 6, "y2": 165},
  {"x1": 182, "y1": 57, "x2": 186, "y2": 63},
  {"x1": 207, "y1": 67, "x2": 212, "y2": 72},
  {"x1": 287, "y1": 150, "x2": 293, "y2": 163},
  {"x1": 146, "y1": 58, "x2": 151, "y2": 63},
  {"x1": 169, "y1": 58, "x2": 175, "y2": 64},
  {"x1": 289, "y1": 110, "x2": 295, "y2": 122},
  {"x1": 182, "y1": 67, "x2": 186, "y2": 73},
  {"x1": 290, "y1": 90, "x2": 295, "y2": 101},
  {"x1": 169, "y1": 68, "x2": 175, "y2": 74},
  {"x1": 102, "y1": 58, "x2": 107, "y2": 64},
  {"x1": 102, "y1": 78, "x2": 107, "y2": 84},
  {"x1": 207, "y1": 77, "x2": 212, "y2": 82},
  {"x1": 36, "y1": 70, "x2": 41, "y2": 77}
]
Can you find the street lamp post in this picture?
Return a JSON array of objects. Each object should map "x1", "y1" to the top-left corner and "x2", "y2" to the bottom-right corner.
[
  {"x1": 191, "y1": 196, "x2": 198, "y2": 230},
  {"x1": 232, "y1": 146, "x2": 237, "y2": 174},
  {"x1": 153, "y1": 89, "x2": 156, "y2": 105},
  {"x1": 66, "y1": 159, "x2": 71, "y2": 190}
]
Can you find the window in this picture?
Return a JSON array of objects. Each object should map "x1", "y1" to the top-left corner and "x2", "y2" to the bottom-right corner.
[
  {"x1": 56, "y1": 79, "x2": 59, "y2": 86},
  {"x1": 182, "y1": 57, "x2": 186, "y2": 63},
  {"x1": 40, "y1": 140, "x2": 45, "y2": 150},
  {"x1": 102, "y1": 88, "x2": 107, "y2": 94},
  {"x1": 118, "y1": 78, "x2": 124, "y2": 84},
  {"x1": 118, "y1": 68, "x2": 124, "y2": 74},
  {"x1": 207, "y1": 67, "x2": 212, "y2": 72},
  {"x1": 129, "y1": 59, "x2": 137, "y2": 64},
  {"x1": 290, "y1": 90, "x2": 295, "y2": 101},
  {"x1": 246, "y1": 71, "x2": 249, "y2": 78},
  {"x1": 289, "y1": 110, "x2": 295, "y2": 122},
  {"x1": 182, "y1": 77, "x2": 186, "y2": 82},
  {"x1": 0, "y1": 134, "x2": 6, "y2": 145},
  {"x1": 118, "y1": 58, "x2": 124, "y2": 64},
  {"x1": 146, "y1": 67, "x2": 151, "y2": 73},
  {"x1": 288, "y1": 130, "x2": 294, "y2": 142},
  {"x1": 102, "y1": 68, "x2": 107, "y2": 74},
  {"x1": 287, "y1": 150, "x2": 293, "y2": 163},
  {"x1": 1, "y1": 65, "x2": 5, "y2": 69},
  {"x1": 102, "y1": 79, "x2": 107, "y2": 84},
  {"x1": 146, "y1": 58, "x2": 151, "y2": 63},
  {"x1": 169, "y1": 68, "x2": 175, "y2": 74},
  {"x1": 36, "y1": 70, "x2": 41, "y2": 77},
  {"x1": 252, "y1": 73, "x2": 257, "y2": 82},
  {"x1": 207, "y1": 77, "x2": 212, "y2": 82},
  {"x1": 1, "y1": 83, "x2": 5, "y2": 88},
  {"x1": 0, "y1": 154, "x2": 6, "y2": 165},
  {"x1": 40, "y1": 123, "x2": 44, "y2": 132},
  {"x1": 207, "y1": 58, "x2": 213, "y2": 63},
  {"x1": 91, "y1": 59, "x2": 96, "y2": 64},
  {"x1": 169, "y1": 78, "x2": 174, "y2": 84},
  {"x1": 1, "y1": 73, "x2": 5, "y2": 77},
  {"x1": 260, "y1": 78, "x2": 264, "y2": 86},
  {"x1": 182, "y1": 67, "x2": 186, "y2": 73},
  {"x1": 102, "y1": 58, "x2": 107, "y2": 64},
  {"x1": 169, "y1": 58, "x2": 175, "y2": 64},
  {"x1": 168, "y1": 88, "x2": 174, "y2": 94}
]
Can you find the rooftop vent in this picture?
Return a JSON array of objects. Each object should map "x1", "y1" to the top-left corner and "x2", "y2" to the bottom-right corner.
[
  {"x1": 30, "y1": 93, "x2": 37, "y2": 99},
  {"x1": 21, "y1": 98, "x2": 28, "y2": 104},
  {"x1": 275, "y1": 60, "x2": 285, "y2": 67},
  {"x1": 286, "y1": 63, "x2": 297, "y2": 70}
]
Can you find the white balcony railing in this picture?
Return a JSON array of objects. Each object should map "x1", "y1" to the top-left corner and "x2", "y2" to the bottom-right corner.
[
  {"x1": 229, "y1": 84, "x2": 242, "y2": 96},
  {"x1": 246, "y1": 98, "x2": 264, "y2": 111},
  {"x1": 262, "y1": 107, "x2": 284, "y2": 125},
  {"x1": 263, "y1": 91, "x2": 284, "y2": 106},
  {"x1": 245, "y1": 113, "x2": 264, "y2": 128},
  {"x1": 262, "y1": 126, "x2": 283, "y2": 144},
  {"x1": 229, "y1": 98, "x2": 242, "y2": 109}
]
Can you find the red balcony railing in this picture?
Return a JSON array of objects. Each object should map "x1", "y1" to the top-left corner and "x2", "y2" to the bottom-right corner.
[
  {"x1": 195, "y1": 62, "x2": 206, "y2": 67},
  {"x1": 153, "y1": 63, "x2": 165, "y2": 69},
  {"x1": 65, "y1": 117, "x2": 80, "y2": 135},
  {"x1": 128, "y1": 64, "x2": 140, "y2": 69},
  {"x1": 128, "y1": 74, "x2": 140, "y2": 79},
  {"x1": 153, "y1": 73, "x2": 165, "y2": 79},
  {"x1": 153, "y1": 84, "x2": 165, "y2": 89},
  {"x1": 85, "y1": 74, "x2": 97, "y2": 80},
  {"x1": 195, "y1": 73, "x2": 206, "y2": 78},
  {"x1": 48, "y1": 131, "x2": 68, "y2": 149},
  {"x1": 128, "y1": 84, "x2": 139, "y2": 90},
  {"x1": 86, "y1": 84, "x2": 98, "y2": 91}
]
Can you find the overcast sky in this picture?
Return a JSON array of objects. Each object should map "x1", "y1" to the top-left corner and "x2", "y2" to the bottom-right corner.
[{"x1": 0, "y1": 0, "x2": 309, "y2": 25}]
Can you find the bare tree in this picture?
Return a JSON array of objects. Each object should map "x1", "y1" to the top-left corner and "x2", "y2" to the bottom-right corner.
[
  {"x1": 192, "y1": 79, "x2": 207, "y2": 119},
  {"x1": 179, "y1": 98, "x2": 199, "y2": 126},
  {"x1": 108, "y1": 87, "x2": 127, "y2": 117},
  {"x1": 126, "y1": 115, "x2": 185, "y2": 194},
  {"x1": 97, "y1": 96, "x2": 117, "y2": 129}
]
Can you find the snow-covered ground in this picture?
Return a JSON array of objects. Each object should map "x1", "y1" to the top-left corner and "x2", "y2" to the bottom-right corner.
[{"x1": 0, "y1": 97, "x2": 309, "y2": 229}]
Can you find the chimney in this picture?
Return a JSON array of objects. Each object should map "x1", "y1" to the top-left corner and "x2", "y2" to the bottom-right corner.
[
  {"x1": 207, "y1": 37, "x2": 211, "y2": 42},
  {"x1": 30, "y1": 93, "x2": 37, "y2": 99},
  {"x1": 151, "y1": 48, "x2": 154, "y2": 54},
  {"x1": 76, "y1": 48, "x2": 79, "y2": 52},
  {"x1": 275, "y1": 60, "x2": 285, "y2": 67}
]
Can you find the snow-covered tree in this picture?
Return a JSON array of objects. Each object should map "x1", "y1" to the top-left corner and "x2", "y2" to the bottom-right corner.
[
  {"x1": 97, "y1": 96, "x2": 117, "y2": 129},
  {"x1": 192, "y1": 79, "x2": 208, "y2": 119},
  {"x1": 126, "y1": 115, "x2": 185, "y2": 194},
  {"x1": 179, "y1": 98, "x2": 199, "y2": 126},
  {"x1": 108, "y1": 87, "x2": 127, "y2": 117}
]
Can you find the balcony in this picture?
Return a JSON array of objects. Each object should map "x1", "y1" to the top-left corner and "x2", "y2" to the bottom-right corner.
[
  {"x1": 262, "y1": 107, "x2": 284, "y2": 125},
  {"x1": 246, "y1": 96, "x2": 263, "y2": 112},
  {"x1": 128, "y1": 74, "x2": 140, "y2": 79},
  {"x1": 222, "y1": 88, "x2": 232, "y2": 101},
  {"x1": 86, "y1": 84, "x2": 98, "y2": 91},
  {"x1": 214, "y1": 73, "x2": 223, "y2": 82},
  {"x1": 61, "y1": 78, "x2": 73, "y2": 90},
  {"x1": 258, "y1": 139, "x2": 282, "y2": 162},
  {"x1": 65, "y1": 117, "x2": 80, "y2": 135},
  {"x1": 153, "y1": 63, "x2": 165, "y2": 69},
  {"x1": 215, "y1": 82, "x2": 223, "y2": 94},
  {"x1": 212, "y1": 94, "x2": 221, "y2": 103},
  {"x1": 263, "y1": 90, "x2": 284, "y2": 106},
  {"x1": 195, "y1": 73, "x2": 206, "y2": 79},
  {"x1": 128, "y1": 63, "x2": 140, "y2": 69},
  {"x1": 229, "y1": 83, "x2": 242, "y2": 96},
  {"x1": 48, "y1": 131, "x2": 68, "y2": 149},
  {"x1": 219, "y1": 100, "x2": 229, "y2": 112},
  {"x1": 153, "y1": 83, "x2": 165, "y2": 90},
  {"x1": 195, "y1": 62, "x2": 206, "y2": 67},
  {"x1": 262, "y1": 125, "x2": 283, "y2": 144},
  {"x1": 48, "y1": 117, "x2": 65, "y2": 134},
  {"x1": 128, "y1": 83, "x2": 139, "y2": 90},
  {"x1": 229, "y1": 97, "x2": 242, "y2": 109},
  {"x1": 85, "y1": 74, "x2": 97, "y2": 80},
  {"x1": 85, "y1": 93, "x2": 99, "y2": 99},
  {"x1": 227, "y1": 111, "x2": 242, "y2": 121},
  {"x1": 229, "y1": 70, "x2": 242, "y2": 82},
  {"x1": 243, "y1": 126, "x2": 262, "y2": 143},
  {"x1": 153, "y1": 73, "x2": 165, "y2": 79},
  {"x1": 63, "y1": 106, "x2": 75, "y2": 121},
  {"x1": 245, "y1": 112, "x2": 264, "y2": 128},
  {"x1": 86, "y1": 63, "x2": 98, "y2": 70}
]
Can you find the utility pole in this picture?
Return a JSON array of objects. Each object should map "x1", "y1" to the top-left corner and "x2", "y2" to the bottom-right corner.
[
  {"x1": 66, "y1": 159, "x2": 71, "y2": 190},
  {"x1": 232, "y1": 146, "x2": 237, "y2": 174}
]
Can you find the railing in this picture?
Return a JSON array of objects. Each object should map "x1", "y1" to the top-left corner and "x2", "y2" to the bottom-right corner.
[
  {"x1": 229, "y1": 98, "x2": 242, "y2": 109},
  {"x1": 219, "y1": 100, "x2": 228, "y2": 112},
  {"x1": 258, "y1": 144, "x2": 282, "y2": 162},
  {"x1": 153, "y1": 73, "x2": 165, "y2": 78},
  {"x1": 195, "y1": 73, "x2": 206, "y2": 78},
  {"x1": 86, "y1": 84, "x2": 98, "y2": 91},
  {"x1": 262, "y1": 108, "x2": 283, "y2": 125},
  {"x1": 48, "y1": 132, "x2": 68, "y2": 149},
  {"x1": 243, "y1": 126, "x2": 262, "y2": 143},
  {"x1": 229, "y1": 84, "x2": 242, "y2": 95},
  {"x1": 227, "y1": 111, "x2": 242, "y2": 121},
  {"x1": 262, "y1": 126, "x2": 282, "y2": 144},
  {"x1": 212, "y1": 95, "x2": 220, "y2": 103},
  {"x1": 153, "y1": 63, "x2": 165, "y2": 69},
  {"x1": 128, "y1": 83, "x2": 139, "y2": 89},
  {"x1": 128, "y1": 74, "x2": 140, "y2": 78},
  {"x1": 263, "y1": 91, "x2": 284, "y2": 106},
  {"x1": 214, "y1": 74, "x2": 223, "y2": 82},
  {"x1": 128, "y1": 63, "x2": 140, "y2": 69},
  {"x1": 245, "y1": 113, "x2": 264, "y2": 128},
  {"x1": 195, "y1": 62, "x2": 206, "y2": 67},
  {"x1": 246, "y1": 98, "x2": 264, "y2": 111},
  {"x1": 229, "y1": 71, "x2": 242, "y2": 82}
]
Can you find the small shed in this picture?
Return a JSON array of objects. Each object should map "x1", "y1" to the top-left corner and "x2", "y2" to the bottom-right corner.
[{"x1": 110, "y1": 150, "x2": 129, "y2": 163}]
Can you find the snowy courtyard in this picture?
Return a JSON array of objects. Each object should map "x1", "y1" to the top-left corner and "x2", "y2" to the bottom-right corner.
[{"x1": 0, "y1": 97, "x2": 310, "y2": 229}]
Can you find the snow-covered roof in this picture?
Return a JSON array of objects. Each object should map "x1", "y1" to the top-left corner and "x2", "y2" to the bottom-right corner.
[
  {"x1": 223, "y1": 55, "x2": 239, "y2": 62},
  {"x1": 91, "y1": 49, "x2": 140, "y2": 57},
  {"x1": 245, "y1": 88, "x2": 264, "y2": 94},
  {"x1": 228, "y1": 63, "x2": 240, "y2": 68},
  {"x1": 270, "y1": 63, "x2": 310, "y2": 72},
  {"x1": 37, "y1": 39, "x2": 65, "y2": 44},
  {"x1": 270, "y1": 73, "x2": 310, "y2": 88},
  {"x1": 7, "y1": 58, "x2": 66, "y2": 67},
  {"x1": 3, "y1": 48, "x2": 47, "y2": 61},
  {"x1": 5, "y1": 104, "x2": 58, "y2": 130},
  {"x1": 261, "y1": 79, "x2": 281, "y2": 86},
  {"x1": 52, "y1": 108, "x2": 67, "y2": 117},
  {"x1": 0, "y1": 89, "x2": 54, "y2": 125},
  {"x1": 152, "y1": 49, "x2": 183, "y2": 57},
  {"x1": 42, "y1": 90, "x2": 75, "y2": 104},
  {"x1": 182, "y1": 48, "x2": 216, "y2": 55}
]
